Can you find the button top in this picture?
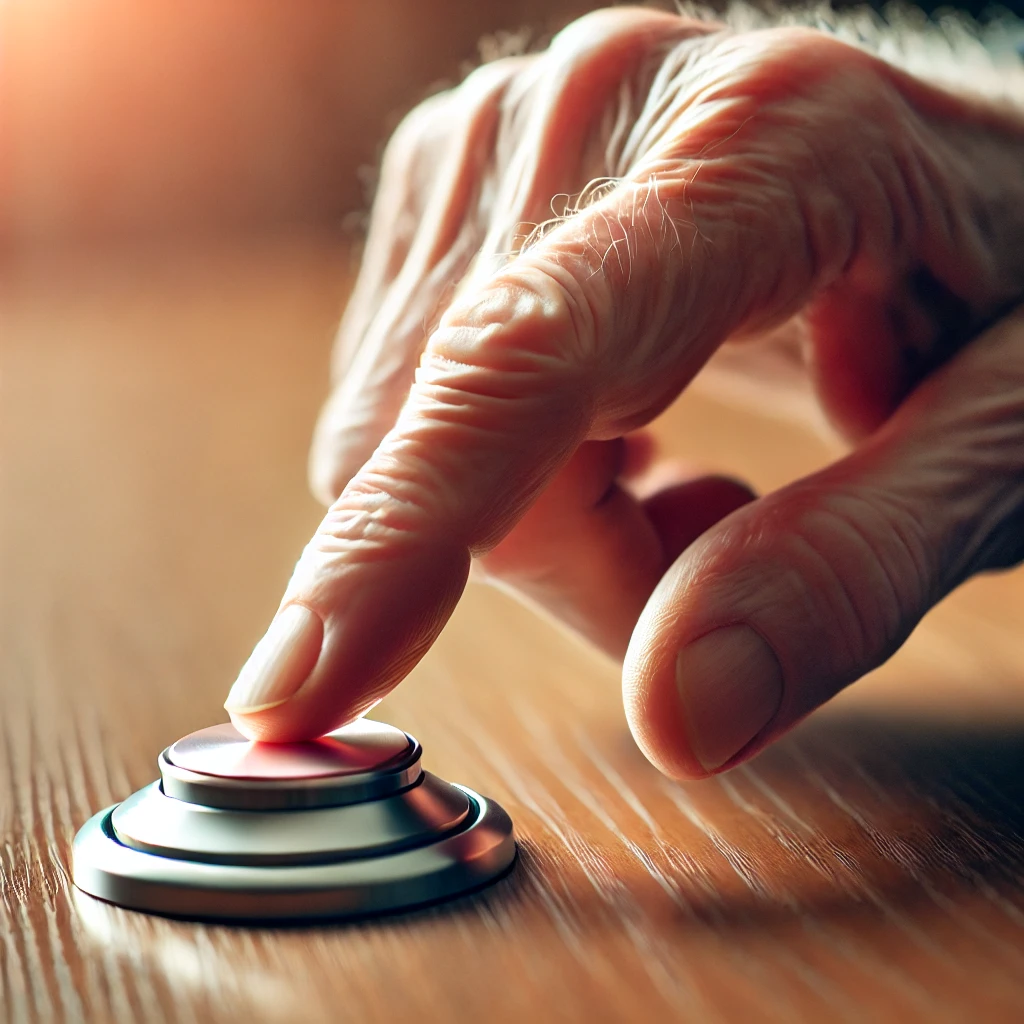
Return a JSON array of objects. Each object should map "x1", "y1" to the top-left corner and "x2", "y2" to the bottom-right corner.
[
  {"x1": 165, "y1": 719, "x2": 413, "y2": 781},
  {"x1": 159, "y1": 719, "x2": 423, "y2": 810}
]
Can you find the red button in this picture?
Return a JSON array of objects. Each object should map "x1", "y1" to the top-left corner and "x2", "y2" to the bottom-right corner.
[{"x1": 165, "y1": 719, "x2": 413, "y2": 781}]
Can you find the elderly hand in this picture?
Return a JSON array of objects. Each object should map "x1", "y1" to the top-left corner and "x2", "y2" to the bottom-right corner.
[{"x1": 223, "y1": 8, "x2": 1024, "y2": 778}]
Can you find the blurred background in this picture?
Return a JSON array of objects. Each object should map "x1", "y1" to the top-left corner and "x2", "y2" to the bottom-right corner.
[
  {"x1": 3, "y1": 0, "x2": 1022, "y2": 256},
  {"x1": 2, "y1": 0, "x2": 595, "y2": 254}
]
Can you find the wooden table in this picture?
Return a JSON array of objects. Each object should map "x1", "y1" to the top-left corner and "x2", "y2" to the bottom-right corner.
[{"x1": 4, "y1": 235, "x2": 1024, "y2": 1023}]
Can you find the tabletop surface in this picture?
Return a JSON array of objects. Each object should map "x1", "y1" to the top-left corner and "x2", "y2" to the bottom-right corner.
[{"x1": 3, "y1": 235, "x2": 1024, "y2": 1023}]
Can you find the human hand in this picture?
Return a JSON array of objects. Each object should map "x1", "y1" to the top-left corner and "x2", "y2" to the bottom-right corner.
[{"x1": 224, "y1": 8, "x2": 1024, "y2": 778}]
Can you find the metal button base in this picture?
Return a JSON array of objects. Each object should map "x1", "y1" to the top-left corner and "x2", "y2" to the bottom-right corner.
[
  {"x1": 71, "y1": 721, "x2": 516, "y2": 921},
  {"x1": 72, "y1": 787, "x2": 514, "y2": 922}
]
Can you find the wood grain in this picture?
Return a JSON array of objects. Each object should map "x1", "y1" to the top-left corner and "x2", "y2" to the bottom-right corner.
[{"x1": 3, "y1": 235, "x2": 1024, "y2": 1023}]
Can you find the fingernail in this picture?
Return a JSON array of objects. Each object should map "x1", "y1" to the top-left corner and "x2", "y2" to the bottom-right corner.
[
  {"x1": 223, "y1": 604, "x2": 324, "y2": 713},
  {"x1": 675, "y1": 625, "x2": 783, "y2": 772}
]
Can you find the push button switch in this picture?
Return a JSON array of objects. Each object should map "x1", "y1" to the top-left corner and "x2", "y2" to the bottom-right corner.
[{"x1": 72, "y1": 720, "x2": 515, "y2": 921}]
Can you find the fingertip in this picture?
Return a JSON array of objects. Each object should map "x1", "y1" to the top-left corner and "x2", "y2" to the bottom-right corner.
[
  {"x1": 623, "y1": 594, "x2": 710, "y2": 781},
  {"x1": 308, "y1": 461, "x2": 344, "y2": 509},
  {"x1": 308, "y1": 407, "x2": 352, "y2": 507},
  {"x1": 232, "y1": 538, "x2": 470, "y2": 743},
  {"x1": 620, "y1": 430, "x2": 658, "y2": 481},
  {"x1": 227, "y1": 699, "x2": 367, "y2": 744},
  {"x1": 624, "y1": 612, "x2": 784, "y2": 781},
  {"x1": 228, "y1": 707, "x2": 287, "y2": 743},
  {"x1": 641, "y1": 471, "x2": 756, "y2": 565}
]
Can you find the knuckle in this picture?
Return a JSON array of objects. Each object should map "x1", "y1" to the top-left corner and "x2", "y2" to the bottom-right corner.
[
  {"x1": 382, "y1": 91, "x2": 453, "y2": 169},
  {"x1": 429, "y1": 264, "x2": 591, "y2": 380},
  {"x1": 385, "y1": 92, "x2": 444, "y2": 157},
  {"x1": 457, "y1": 54, "x2": 529, "y2": 100},
  {"x1": 731, "y1": 27, "x2": 877, "y2": 89},
  {"x1": 653, "y1": 27, "x2": 896, "y2": 151},
  {"x1": 549, "y1": 7, "x2": 681, "y2": 61}
]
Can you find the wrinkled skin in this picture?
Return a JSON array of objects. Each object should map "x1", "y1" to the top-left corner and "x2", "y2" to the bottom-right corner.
[{"x1": 224, "y1": 8, "x2": 1024, "y2": 779}]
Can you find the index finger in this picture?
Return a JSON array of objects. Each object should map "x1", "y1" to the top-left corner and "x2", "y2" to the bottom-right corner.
[{"x1": 223, "y1": 169, "x2": 800, "y2": 741}]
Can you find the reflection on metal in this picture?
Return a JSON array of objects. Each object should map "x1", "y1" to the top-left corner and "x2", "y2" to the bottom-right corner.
[{"x1": 72, "y1": 721, "x2": 516, "y2": 921}]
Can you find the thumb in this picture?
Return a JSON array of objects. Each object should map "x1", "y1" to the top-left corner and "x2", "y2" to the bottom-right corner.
[{"x1": 625, "y1": 304, "x2": 1024, "y2": 779}]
